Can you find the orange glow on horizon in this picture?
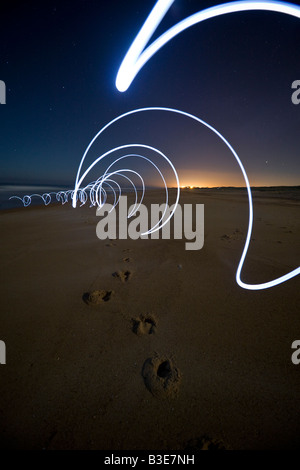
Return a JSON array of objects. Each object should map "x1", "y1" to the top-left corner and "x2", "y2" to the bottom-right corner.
[
  {"x1": 177, "y1": 170, "x2": 300, "y2": 188},
  {"x1": 176, "y1": 169, "x2": 245, "y2": 188},
  {"x1": 166, "y1": 169, "x2": 299, "y2": 189}
]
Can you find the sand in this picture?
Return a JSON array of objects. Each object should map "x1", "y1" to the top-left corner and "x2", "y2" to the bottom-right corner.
[{"x1": 0, "y1": 188, "x2": 299, "y2": 450}]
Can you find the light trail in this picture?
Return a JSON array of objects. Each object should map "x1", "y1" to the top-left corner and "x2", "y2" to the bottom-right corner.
[
  {"x1": 74, "y1": 106, "x2": 299, "y2": 290},
  {"x1": 11, "y1": 1, "x2": 299, "y2": 290},
  {"x1": 116, "y1": 0, "x2": 300, "y2": 92},
  {"x1": 114, "y1": 1, "x2": 300, "y2": 289},
  {"x1": 11, "y1": 137, "x2": 180, "y2": 236},
  {"x1": 73, "y1": 140, "x2": 180, "y2": 235}
]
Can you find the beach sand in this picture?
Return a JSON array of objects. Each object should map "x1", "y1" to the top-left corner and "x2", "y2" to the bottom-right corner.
[{"x1": 0, "y1": 188, "x2": 299, "y2": 449}]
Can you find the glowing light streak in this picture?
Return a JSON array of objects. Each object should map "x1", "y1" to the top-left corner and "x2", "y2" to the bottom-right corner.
[
  {"x1": 114, "y1": 2, "x2": 300, "y2": 289},
  {"x1": 101, "y1": 153, "x2": 170, "y2": 228},
  {"x1": 11, "y1": 1, "x2": 299, "y2": 290},
  {"x1": 12, "y1": 139, "x2": 178, "y2": 236},
  {"x1": 96, "y1": 170, "x2": 144, "y2": 218},
  {"x1": 78, "y1": 106, "x2": 299, "y2": 290},
  {"x1": 116, "y1": 0, "x2": 300, "y2": 92},
  {"x1": 73, "y1": 140, "x2": 180, "y2": 235}
]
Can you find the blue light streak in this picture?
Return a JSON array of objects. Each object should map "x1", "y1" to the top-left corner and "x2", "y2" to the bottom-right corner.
[
  {"x1": 116, "y1": 0, "x2": 300, "y2": 92},
  {"x1": 74, "y1": 106, "x2": 299, "y2": 290},
  {"x1": 114, "y1": 1, "x2": 300, "y2": 289},
  {"x1": 11, "y1": 1, "x2": 299, "y2": 291}
]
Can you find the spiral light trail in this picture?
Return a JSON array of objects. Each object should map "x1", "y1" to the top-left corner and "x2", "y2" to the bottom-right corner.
[{"x1": 11, "y1": 1, "x2": 299, "y2": 290}]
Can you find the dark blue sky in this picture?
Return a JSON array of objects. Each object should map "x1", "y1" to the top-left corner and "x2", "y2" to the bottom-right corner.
[{"x1": 0, "y1": 0, "x2": 299, "y2": 188}]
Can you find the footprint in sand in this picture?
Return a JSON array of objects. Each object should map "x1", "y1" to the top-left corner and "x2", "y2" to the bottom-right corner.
[
  {"x1": 105, "y1": 241, "x2": 117, "y2": 247},
  {"x1": 184, "y1": 436, "x2": 227, "y2": 451},
  {"x1": 221, "y1": 234, "x2": 231, "y2": 241},
  {"x1": 132, "y1": 314, "x2": 157, "y2": 336},
  {"x1": 123, "y1": 257, "x2": 133, "y2": 263},
  {"x1": 112, "y1": 270, "x2": 132, "y2": 282},
  {"x1": 142, "y1": 354, "x2": 181, "y2": 399},
  {"x1": 82, "y1": 289, "x2": 114, "y2": 305},
  {"x1": 221, "y1": 229, "x2": 243, "y2": 242}
]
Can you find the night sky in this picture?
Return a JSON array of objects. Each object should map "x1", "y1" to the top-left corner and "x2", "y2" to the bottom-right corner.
[{"x1": 0, "y1": 0, "x2": 299, "y2": 189}]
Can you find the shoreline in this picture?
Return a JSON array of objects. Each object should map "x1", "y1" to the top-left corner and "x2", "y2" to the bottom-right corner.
[{"x1": 1, "y1": 185, "x2": 300, "y2": 213}]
